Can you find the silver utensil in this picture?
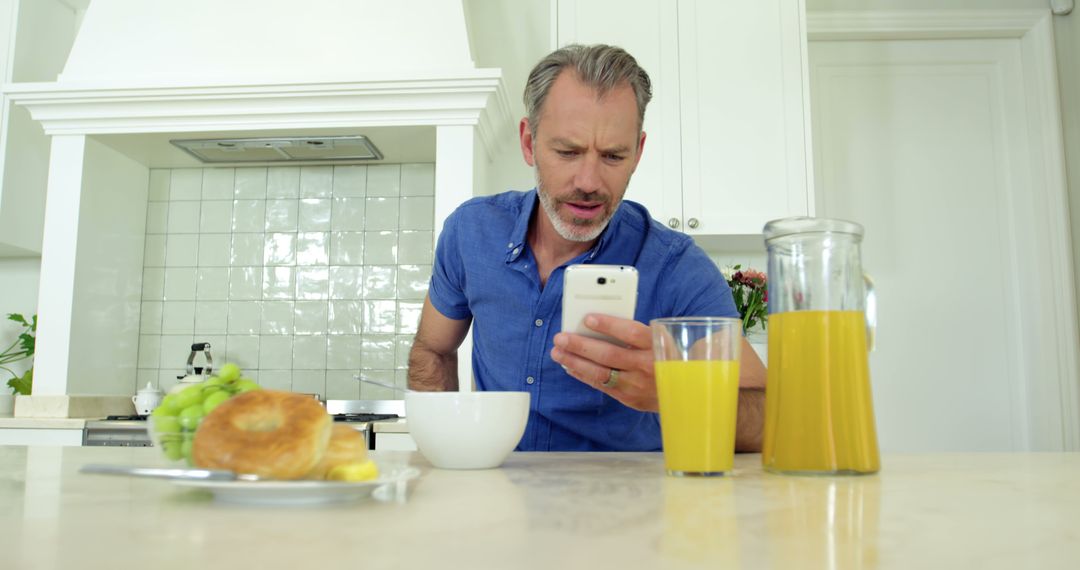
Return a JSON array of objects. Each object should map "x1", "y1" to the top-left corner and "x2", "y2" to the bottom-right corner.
[
  {"x1": 80, "y1": 463, "x2": 262, "y2": 481},
  {"x1": 353, "y1": 374, "x2": 413, "y2": 393}
]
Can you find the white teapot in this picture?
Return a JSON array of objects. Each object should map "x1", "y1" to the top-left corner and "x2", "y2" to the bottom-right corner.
[{"x1": 132, "y1": 381, "x2": 164, "y2": 415}]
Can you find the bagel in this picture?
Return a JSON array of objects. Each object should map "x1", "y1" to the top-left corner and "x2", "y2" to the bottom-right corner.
[
  {"x1": 305, "y1": 424, "x2": 370, "y2": 480},
  {"x1": 192, "y1": 390, "x2": 332, "y2": 480}
]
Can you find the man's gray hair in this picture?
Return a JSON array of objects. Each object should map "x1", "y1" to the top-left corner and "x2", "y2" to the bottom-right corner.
[{"x1": 523, "y1": 44, "x2": 653, "y2": 138}]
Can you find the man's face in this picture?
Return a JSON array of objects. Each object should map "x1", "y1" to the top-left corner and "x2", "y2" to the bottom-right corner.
[{"x1": 521, "y1": 71, "x2": 646, "y2": 243}]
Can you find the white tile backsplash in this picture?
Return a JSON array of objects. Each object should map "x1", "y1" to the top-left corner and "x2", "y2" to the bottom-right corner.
[
  {"x1": 330, "y1": 232, "x2": 364, "y2": 265},
  {"x1": 146, "y1": 202, "x2": 168, "y2": 233},
  {"x1": 199, "y1": 201, "x2": 233, "y2": 233},
  {"x1": 161, "y1": 301, "x2": 196, "y2": 334},
  {"x1": 296, "y1": 232, "x2": 329, "y2": 266},
  {"x1": 229, "y1": 267, "x2": 262, "y2": 300},
  {"x1": 167, "y1": 201, "x2": 201, "y2": 233},
  {"x1": 265, "y1": 199, "x2": 299, "y2": 232},
  {"x1": 293, "y1": 336, "x2": 327, "y2": 369},
  {"x1": 299, "y1": 199, "x2": 332, "y2": 231},
  {"x1": 234, "y1": 168, "x2": 267, "y2": 198},
  {"x1": 194, "y1": 301, "x2": 229, "y2": 334},
  {"x1": 231, "y1": 233, "x2": 265, "y2": 266},
  {"x1": 364, "y1": 197, "x2": 398, "y2": 230},
  {"x1": 165, "y1": 234, "x2": 199, "y2": 266},
  {"x1": 267, "y1": 166, "x2": 300, "y2": 198},
  {"x1": 261, "y1": 300, "x2": 294, "y2": 334},
  {"x1": 260, "y1": 335, "x2": 293, "y2": 369},
  {"x1": 137, "y1": 165, "x2": 433, "y2": 397},
  {"x1": 401, "y1": 163, "x2": 435, "y2": 196},
  {"x1": 331, "y1": 197, "x2": 366, "y2": 231},
  {"x1": 149, "y1": 170, "x2": 170, "y2": 201},
  {"x1": 163, "y1": 268, "x2": 197, "y2": 301},
  {"x1": 202, "y1": 168, "x2": 235, "y2": 200},
  {"x1": 144, "y1": 235, "x2": 167, "y2": 267},
  {"x1": 332, "y1": 165, "x2": 366, "y2": 197},
  {"x1": 264, "y1": 233, "x2": 297, "y2": 265},
  {"x1": 293, "y1": 301, "x2": 329, "y2": 334},
  {"x1": 197, "y1": 234, "x2": 231, "y2": 267},
  {"x1": 300, "y1": 166, "x2": 333, "y2": 198},
  {"x1": 366, "y1": 164, "x2": 401, "y2": 196},
  {"x1": 227, "y1": 301, "x2": 261, "y2": 334},
  {"x1": 364, "y1": 231, "x2": 397, "y2": 264},
  {"x1": 170, "y1": 170, "x2": 202, "y2": 200},
  {"x1": 196, "y1": 268, "x2": 230, "y2": 300},
  {"x1": 232, "y1": 200, "x2": 266, "y2": 232}
]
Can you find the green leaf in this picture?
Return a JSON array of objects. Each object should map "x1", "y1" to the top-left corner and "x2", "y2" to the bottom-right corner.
[
  {"x1": 7, "y1": 313, "x2": 27, "y2": 326},
  {"x1": 7, "y1": 368, "x2": 32, "y2": 396},
  {"x1": 18, "y1": 333, "x2": 34, "y2": 354}
]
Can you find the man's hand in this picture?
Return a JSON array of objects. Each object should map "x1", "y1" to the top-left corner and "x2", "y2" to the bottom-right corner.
[{"x1": 550, "y1": 313, "x2": 659, "y2": 412}]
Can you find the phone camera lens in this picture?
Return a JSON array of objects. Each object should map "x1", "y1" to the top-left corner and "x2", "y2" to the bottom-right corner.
[{"x1": 597, "y1": 277, "x2": 607, "y2": 285}]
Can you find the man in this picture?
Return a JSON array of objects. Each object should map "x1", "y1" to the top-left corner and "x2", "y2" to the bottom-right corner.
[{"x1": 408, "y1": 44, "x2": 766, "y2": 452}]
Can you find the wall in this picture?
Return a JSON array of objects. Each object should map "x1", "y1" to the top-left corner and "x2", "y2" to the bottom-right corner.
[
  {"x1": 135, "y1": 163, "x2": 434, "y2": 401},
  {"x1": 809, "y1": 0, "x2": 1080, "y2": 355},
  {"x1": 0, "y1": 257, "x2": 38, "y2": 384},
  {"x1": 463, "y1": 0, "x2": 552, "y2": 196}
]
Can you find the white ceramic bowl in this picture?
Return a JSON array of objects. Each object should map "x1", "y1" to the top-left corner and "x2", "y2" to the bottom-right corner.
[{"x1": 405, "y1": 391, "x2": 530, "y2": 470}]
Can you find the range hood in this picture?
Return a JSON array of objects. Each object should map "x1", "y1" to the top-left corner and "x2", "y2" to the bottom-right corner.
[
  {"x1": 7, "y1": 0, "x2": 510, "y2": 399},
  {"x1": 171, "y1": 135, "x2": 384, "y2": 164}
]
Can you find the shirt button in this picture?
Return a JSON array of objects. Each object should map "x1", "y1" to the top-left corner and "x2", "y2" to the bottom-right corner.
[
  {"x1": 512, "y1": 248, "x2": 520, "y2": 255},
  {"x1": 507, "y1": 242, "x2": 514, "y2": 248},
  {"x1": 534, "y1": 319, "x2": 543, "y2": 327},
  {"x1": 526, "y1": 376, "x2": 535, "y2": 385}
]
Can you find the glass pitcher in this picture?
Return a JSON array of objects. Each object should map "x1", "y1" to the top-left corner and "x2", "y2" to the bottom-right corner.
[{"x1": 761, "y1": 217, "x2": 879, "y2": 475}]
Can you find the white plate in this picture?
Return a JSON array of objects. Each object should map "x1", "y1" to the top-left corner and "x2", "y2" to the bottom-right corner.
[{"x1": 171, "y1": 466, "x2": 420, "y2": 506}]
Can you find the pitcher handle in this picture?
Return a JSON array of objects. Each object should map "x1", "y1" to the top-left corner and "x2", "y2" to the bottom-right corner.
[{"x1": 863, "y1": 274, "x2": 876, "y2": 351}]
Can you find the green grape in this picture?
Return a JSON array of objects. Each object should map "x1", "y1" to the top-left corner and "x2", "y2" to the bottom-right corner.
[
  {"x1": 234, "y1": 378, "x2": 261, "y2": 393},
  {"x1": 151, "y1": 402, "x2": 179, "y2": 417},
  {"x1": 173, "y1": 385, "x2": 205, "y2": 409},
  {"x1": 181, "y1": 437, "x2": 195, "y2": 463},
  {"x1": 162, "y1": 440, "x2": 185, "y2": 461},
  {"x1": 201, "y1": 385, "x2": 223, "y2": 397},
  {"x1": 153, "y1": 415, "x2": 181, "y2": 435},
  {"x1": 205, "y1": 376, "x2": 227, "y2": 386},
  {"x1": 217, "y1": 363, "x2": 242, "y2": 383},
  {"x1": 178, "y1": 404, "x2": 205, "y2": 430},
  {"x1": 159, "y1": 393, "x2": 181, "y2": 412},
  {"x1": 202, "y1": 390, "x2": 231, "y2": 414}
]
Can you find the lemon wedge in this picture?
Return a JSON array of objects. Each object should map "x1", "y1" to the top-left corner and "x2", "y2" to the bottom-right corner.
[{"x1": 326, "y1": 460, "x2": 380, "y2": 482}]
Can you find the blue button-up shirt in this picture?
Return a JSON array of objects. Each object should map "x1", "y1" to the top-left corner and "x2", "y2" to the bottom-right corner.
[{"x1": 428, "y1": 189, "x2": 738, "y2": 451}]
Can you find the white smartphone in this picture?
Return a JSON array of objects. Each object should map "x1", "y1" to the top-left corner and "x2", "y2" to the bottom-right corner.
[{"x1": 561, "y1": 264, "x2": 639, "y2": 346}]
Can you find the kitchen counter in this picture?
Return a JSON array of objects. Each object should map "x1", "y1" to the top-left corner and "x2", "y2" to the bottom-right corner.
[{"x1": 2, "y1": 446, "x2": 1078, "y2": 569}]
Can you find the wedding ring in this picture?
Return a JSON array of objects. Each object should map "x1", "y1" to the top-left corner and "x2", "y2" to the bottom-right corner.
[{"x1": 602, "y1": 368, "x2": 620, "y2": 389}]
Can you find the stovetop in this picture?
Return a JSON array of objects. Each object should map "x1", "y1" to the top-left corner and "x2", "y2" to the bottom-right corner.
[{"x1": 100, "y1": 413, "x2": 399, "y2": 423}]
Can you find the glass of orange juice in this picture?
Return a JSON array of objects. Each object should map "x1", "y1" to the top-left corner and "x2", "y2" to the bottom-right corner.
[{"x1": 651, "y1": 317, "x2": 741, "y2": 477}]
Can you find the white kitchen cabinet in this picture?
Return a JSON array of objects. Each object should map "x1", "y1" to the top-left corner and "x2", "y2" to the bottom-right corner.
[
  {"x1": 557, "y1": 0, "x2": 813, "y2": 235},
  {"x1": 0, "y1": 0, "x2": 78, "y2": 256}
]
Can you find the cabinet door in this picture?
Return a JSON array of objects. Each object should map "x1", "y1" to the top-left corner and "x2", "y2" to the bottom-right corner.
[
  {"x1": 556, "y1": 0, "x2": 683, "y2": 229},
  {"x1": 677, "y1": 0, "x2": 812, "y2": 235}
]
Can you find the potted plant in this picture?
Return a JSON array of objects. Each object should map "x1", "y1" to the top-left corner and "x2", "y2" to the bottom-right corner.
[
  {"x1": 1, "y1": 313, "x2": 36, "y2": 416},
  {"x1": 722, "y1": 265, "x2": 768, "y2": 337}
]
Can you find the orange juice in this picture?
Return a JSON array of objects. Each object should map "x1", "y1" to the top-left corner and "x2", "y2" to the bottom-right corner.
[
  {"x1": 656, "y1": 360, "x2": 740, "y2": 474},
  {"x1": 763, "y1": 310, "x2": 879, "y2": 474}
]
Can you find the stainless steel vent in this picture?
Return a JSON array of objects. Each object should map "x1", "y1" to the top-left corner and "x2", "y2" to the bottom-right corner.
[{"x1": 170, "y1": 135, "x2": 383, "y2": 163}]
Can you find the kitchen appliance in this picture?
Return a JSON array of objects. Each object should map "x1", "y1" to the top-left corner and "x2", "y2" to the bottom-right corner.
[
  {"x1": 82, "y1": 400, "x2": 403, "y2": 448},
  {"x1": 761, "y1": 217, "x2": 880, "y2": 475},
  {"x1": 132, "y1": 382, "x2": 164, "y2": 415},
  {"x1": 169, "y1": 342, "x2": 213, "y2": 395}
]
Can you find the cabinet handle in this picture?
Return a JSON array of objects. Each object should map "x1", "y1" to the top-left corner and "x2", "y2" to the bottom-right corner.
[
  {"x1": 687, "y1": 218, "x2": 699, "y2": 229},
  {"x1": 668, "y1": 218, "x2": 680, "y2": 229}
]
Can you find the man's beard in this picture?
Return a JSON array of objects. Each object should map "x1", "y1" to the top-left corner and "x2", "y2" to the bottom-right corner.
[{"x1": 535, "y1": 168, "x2": 618, "y2": 243}]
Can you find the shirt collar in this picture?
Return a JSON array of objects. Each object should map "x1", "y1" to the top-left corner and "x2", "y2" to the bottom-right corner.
[{"x1": 505, "y1": 188, "x2": 623, "y2": 263}]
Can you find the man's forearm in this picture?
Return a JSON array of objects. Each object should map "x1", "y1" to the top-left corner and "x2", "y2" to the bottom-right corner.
[
  {"x1": 735, "y1": 388, "x2": 765, "y2": 453},
  {"x1": 407, "y1": 338, "x2": 459, "y2": 391}
]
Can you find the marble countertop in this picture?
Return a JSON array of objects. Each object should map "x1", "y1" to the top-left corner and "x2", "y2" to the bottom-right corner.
[
  {"x1": 2, "y1": 446, "x2": 1078, "y2": 569},
  {"x1": 0, "y1": 417, "x2": 86, "y2": 429}
]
